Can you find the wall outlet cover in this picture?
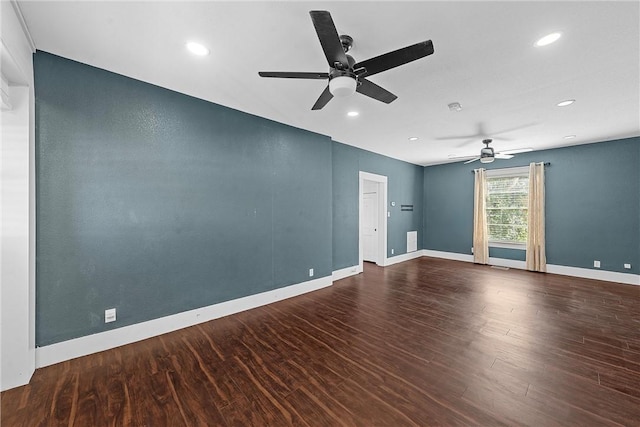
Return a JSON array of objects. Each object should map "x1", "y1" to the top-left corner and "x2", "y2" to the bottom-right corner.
[
  {"x1": 624, "y1": 263, "x2": 632, "y2": 269},
  {"x1": 309, "y1": 268, "x2": 314, "y2": 277},
  {"x1": 391, "y1": 249, "x2": 395, "y2": 255},
  {"x1": 593, "y1": 260, "x2": 601, "y2": 268},
  {"x1": 105, "y1": 308, "x2": 116, "y2": 323}
]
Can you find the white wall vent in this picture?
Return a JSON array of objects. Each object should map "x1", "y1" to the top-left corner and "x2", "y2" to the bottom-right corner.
[{"x1": 407, "y1": 231, "x2": 418, "y2": 253}]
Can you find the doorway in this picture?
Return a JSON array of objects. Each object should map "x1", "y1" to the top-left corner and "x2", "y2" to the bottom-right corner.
[
  {"x1": 362, "y1": 183, "x2": 379, "y2": 262},
  {"x1": 359, "y1": 172, "x2": 388, "y2": 270}
]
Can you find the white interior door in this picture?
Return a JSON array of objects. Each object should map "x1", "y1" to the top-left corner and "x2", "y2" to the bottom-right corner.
[
  {"x1": 362, "y1": 191, "x2": 378, "y2": 262},
  {"x1": 359, "y1": 171, "x2": 387, "y2": 271}
]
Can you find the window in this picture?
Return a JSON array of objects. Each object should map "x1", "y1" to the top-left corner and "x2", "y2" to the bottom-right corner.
[{"x1": 485, "y1": 167, "x2": 529, "y2": 247}]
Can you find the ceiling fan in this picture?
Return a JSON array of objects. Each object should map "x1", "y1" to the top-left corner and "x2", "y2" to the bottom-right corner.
[
  {"x1": 449, "y1": 139, "x2": 533, "y2": 164},
  {"x1": 258, "y1": 10, "x2": 434, "y2": 110}
]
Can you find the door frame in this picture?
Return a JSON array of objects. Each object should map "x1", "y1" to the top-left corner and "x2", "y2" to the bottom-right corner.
[{"x1": 359, "y1": 171, "x2": 388, "y2": 271}]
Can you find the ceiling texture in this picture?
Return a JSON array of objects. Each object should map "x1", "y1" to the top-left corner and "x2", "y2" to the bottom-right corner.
[{"x1": 17, "y1": 1, "x2": 640, "y2": 166}]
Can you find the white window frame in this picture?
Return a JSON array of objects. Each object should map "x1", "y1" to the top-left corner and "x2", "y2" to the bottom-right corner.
[{"x1": 485, "y1": 166, "x2": 529, "y2": 250}]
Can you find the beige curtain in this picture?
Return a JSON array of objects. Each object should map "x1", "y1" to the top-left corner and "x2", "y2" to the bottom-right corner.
[
  {"x1": 473, "y1": 168, "x2": 489, "y2": 264},
  {"x1": 526, "y1": 162, "x2": 546, "y2": 272}
]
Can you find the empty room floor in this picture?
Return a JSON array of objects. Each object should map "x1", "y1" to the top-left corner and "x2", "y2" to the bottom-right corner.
[{"x1": 2, "y1": 257, "x2": 640, "y2": 426}]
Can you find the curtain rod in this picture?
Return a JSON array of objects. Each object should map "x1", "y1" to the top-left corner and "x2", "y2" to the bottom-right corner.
[{"x1": 470, "y1": 162, "x2": 550, "y2": 173}]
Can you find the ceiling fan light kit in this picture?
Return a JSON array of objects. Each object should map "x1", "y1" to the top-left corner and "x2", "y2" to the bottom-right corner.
[
  {"x1": 329, "y1": 75, "x2": 357, "y2": 97},
  {"x1": 258, "y1": 10, "x2": 434, "y2": 110},
  {"x1": 480, "y1": 154, "x2": 495, "y2": 164}
]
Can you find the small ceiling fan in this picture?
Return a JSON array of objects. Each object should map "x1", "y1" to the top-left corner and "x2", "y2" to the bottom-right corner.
[
  {"x1": 449, "y1": 139, "x2": 533, "y2": 164},
  {"x1": 258, "y1": 10, "x2": 434, "y2": 110}
]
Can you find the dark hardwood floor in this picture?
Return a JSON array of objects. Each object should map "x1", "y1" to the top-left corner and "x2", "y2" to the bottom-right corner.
[{"x1": 3, "y1": 257, "x2": 640, "y2": 426}]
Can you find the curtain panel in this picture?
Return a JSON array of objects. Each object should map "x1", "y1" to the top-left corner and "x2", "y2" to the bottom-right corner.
[
  {"x1": 526, "y1": 162, "x2": 546, "y2": 272},
  {"x1": 473, "y1": 168, "x2": 489, "y2": 264}
]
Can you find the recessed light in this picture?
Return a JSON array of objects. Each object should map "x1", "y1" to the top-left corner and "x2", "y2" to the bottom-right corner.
[
  {"x1": 186, "y1": 42, "x2": 210, "y2": 56},
  {"x1": 347, "y1": 111, "x2": 359, "y2": 117},
  {"x1": 557, "y1": 99, "x2": 575, "y2": 107},
  {"x1": 564, "y1": 135, "x2": 576, "y2": 139},
  {"x1": 408, "y1": 137, "x2": 419, "y2": 141},
  {"x1": 535, "y1": 32, "x2": 562, "y2": 47}
]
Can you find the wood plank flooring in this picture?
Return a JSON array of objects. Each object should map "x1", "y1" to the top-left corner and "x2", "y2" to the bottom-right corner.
[{"x1": 3, "y1": 257, "x2": 640, "y2": 426}]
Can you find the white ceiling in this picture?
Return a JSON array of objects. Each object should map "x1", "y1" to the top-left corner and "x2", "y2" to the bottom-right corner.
[{"x1": 17, "y1": 1, "x2": 640, "y2": 166}]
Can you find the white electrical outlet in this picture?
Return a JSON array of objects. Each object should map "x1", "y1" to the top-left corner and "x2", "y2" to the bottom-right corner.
[
  {"x1": 309, "y1": 268, "x2": 314, "y2": 277},
  {"x1": 624, "y1": 263, "x2": 631, "y2": 269},
  {"x1": 387, "y1": 211, "x2": 391, "y2": 217},
  {"x1": 391, "y1": 249, "x2": 395, "y2": 255},
  {"x1": 105, "y1": 308, "x2": 116, "y2": 323},
  {"x1": 593, "y1": 260, "x2": 601, "y2": 268}
]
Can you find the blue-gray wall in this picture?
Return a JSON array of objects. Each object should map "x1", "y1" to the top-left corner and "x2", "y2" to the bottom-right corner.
[
  {"x1": 332, "y1": 142, "x2": 425, "y2": 271},
  {"x1": 35, "y1": 51, "x2": 332, "y2": 346},
  {"x1": 423, "y1": 137, "x2": 640, "y2": 274},
  {"x1": 34, "y1": 50, "x2": 638, "y2": 347}
]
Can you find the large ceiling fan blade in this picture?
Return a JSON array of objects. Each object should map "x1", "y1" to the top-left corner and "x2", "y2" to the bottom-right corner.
[
  {"x1": 464, "y1": 157, "x2": 480, "y2": 164},
  {"x1": 354, "y1": 40, "x2": 434, "y2": 77},
  {"x1": 498, "y1": 147, "x2": 533, "y2": 155},
  {"x1": 494, "y1": 153, "x2": 515, "y2": 159},
  {"x1": 311, "y1": 85, "x2": 334, "y2": 110},
  {"x1": 258, "y1": 71, "x2": 329, "y2": 79},
  {"x1": 356, "y1": 78, "x2": 397, "y2": 104},
  {"x1": 309, "y1": 11, "x2": 349, "y2": 69},
  {"x1": 448, "y1": 155, "x2": 474, "y2": 160}
]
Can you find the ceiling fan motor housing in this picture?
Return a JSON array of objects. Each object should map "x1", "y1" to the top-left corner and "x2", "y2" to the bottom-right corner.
[
  {"x1": 339, "y1": 34, "x2": 353, "y2": 53},
  {"x1": 329, "y1": 54, "x2": 357, "y2": 97}
]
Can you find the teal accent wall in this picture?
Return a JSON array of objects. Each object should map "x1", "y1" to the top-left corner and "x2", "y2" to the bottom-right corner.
[
  {"x1": 35, "y1": 51, "x2": 332, "y2": 346},
  {"x1": 332, "y1": 142, "x2": 424, "y2": 271},
  {"x1": 423, "y1": 137, "x2": 640, "y2": 274}
]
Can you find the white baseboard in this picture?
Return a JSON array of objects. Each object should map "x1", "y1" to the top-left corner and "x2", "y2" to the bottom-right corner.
[
  {"x1": 422, "y1": 250, "x2": 639, "y2": 286},
  {"x1": 385, "y1": 250, "x2": 426, "y2": 266},
  {"x1": 546, "y1": 264, "x2": 639, "y2": 286},
  {"x1": 35, "y1": 275, "x2": 333, "y2": 368},
  {"x1": 332, "y1": 265, "x2": 361, "y2": 281},
  {"x1": 422, "y1": 249, "x2": 474, "y2": 263}
]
